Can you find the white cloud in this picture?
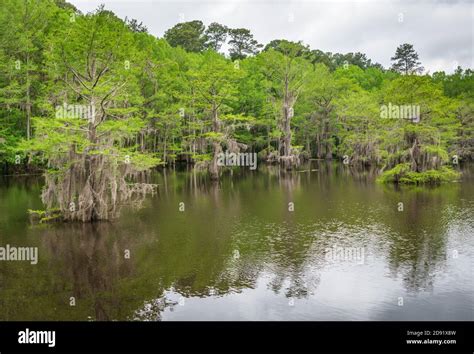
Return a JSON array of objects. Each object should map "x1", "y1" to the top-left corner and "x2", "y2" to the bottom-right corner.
[{"x1": 69, "y1": 0, "x2": 473, "y2": 73}]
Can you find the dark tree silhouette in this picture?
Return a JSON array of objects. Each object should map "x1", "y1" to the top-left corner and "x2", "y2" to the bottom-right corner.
[
  {"x1": 164, "y1": 20, "x2": 207, "y2": 52},
  {"x1": 228, "y1": 28, "x2": 263, "y2": 61},
  {"x1": 205, "y1": 22, "x2": 228, "y2": 52}
]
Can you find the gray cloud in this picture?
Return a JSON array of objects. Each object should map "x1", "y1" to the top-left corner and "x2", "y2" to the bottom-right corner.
[{"x1": 69, "y1": 0, "x2": 473, "y2": 73}]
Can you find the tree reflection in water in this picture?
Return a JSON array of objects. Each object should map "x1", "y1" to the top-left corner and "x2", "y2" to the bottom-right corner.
[{"x1": 0, "y1": 162, "x2": 471, "y2": 320}]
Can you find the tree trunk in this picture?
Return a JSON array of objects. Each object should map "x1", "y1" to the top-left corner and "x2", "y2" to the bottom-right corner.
[{"x1": 209, "y1": 106, "x2": 221, "y2": 180}]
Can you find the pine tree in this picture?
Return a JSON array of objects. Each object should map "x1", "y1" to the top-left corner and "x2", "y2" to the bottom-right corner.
[{"x1": 391, "y1": 43, "x2": 424, "y2": 75}]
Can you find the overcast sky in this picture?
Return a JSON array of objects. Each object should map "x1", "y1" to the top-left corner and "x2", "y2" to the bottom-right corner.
[{"x1": 69, "y1": 0, "x2": 473, "y2": 73}]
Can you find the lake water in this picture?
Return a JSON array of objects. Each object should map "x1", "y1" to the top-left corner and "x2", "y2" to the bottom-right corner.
[{"x1": 0, "y1": 162, "x2": 472, "y2": 321}]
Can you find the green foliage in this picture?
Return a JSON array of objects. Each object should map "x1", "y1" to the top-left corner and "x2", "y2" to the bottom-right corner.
[
  {"x1": 164, "y1": 20, "x2": 207, "y2": 53},
  {"x1": 228, "y1": 28, "x2": 263, "y2": 61},
  {"x1": 390, "y1": 43, "x2": 424, "y2": 74},
  {"x1": 205, "y1": 22, "x2": 228, "y2": 52},
  {"x1": 379, "y1": 164, "x2": 460, "y2": 184},
  {"x1": 0, "y1": 0, "x2": 471, "y2": 186}
]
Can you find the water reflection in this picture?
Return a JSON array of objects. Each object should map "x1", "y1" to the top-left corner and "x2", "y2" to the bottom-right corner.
[{"x1": 0, "y1": 162, "x2": 472, "y2": 320}]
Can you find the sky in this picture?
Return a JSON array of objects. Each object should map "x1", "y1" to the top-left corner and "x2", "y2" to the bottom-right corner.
[{"x1": 69, "y1": 0, "x2": 473, "y2": 73}]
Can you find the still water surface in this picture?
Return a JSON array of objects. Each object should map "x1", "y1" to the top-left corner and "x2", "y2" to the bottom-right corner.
[{"x1": 0, "y1": 162, "x2": 472, "y2": 320}]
